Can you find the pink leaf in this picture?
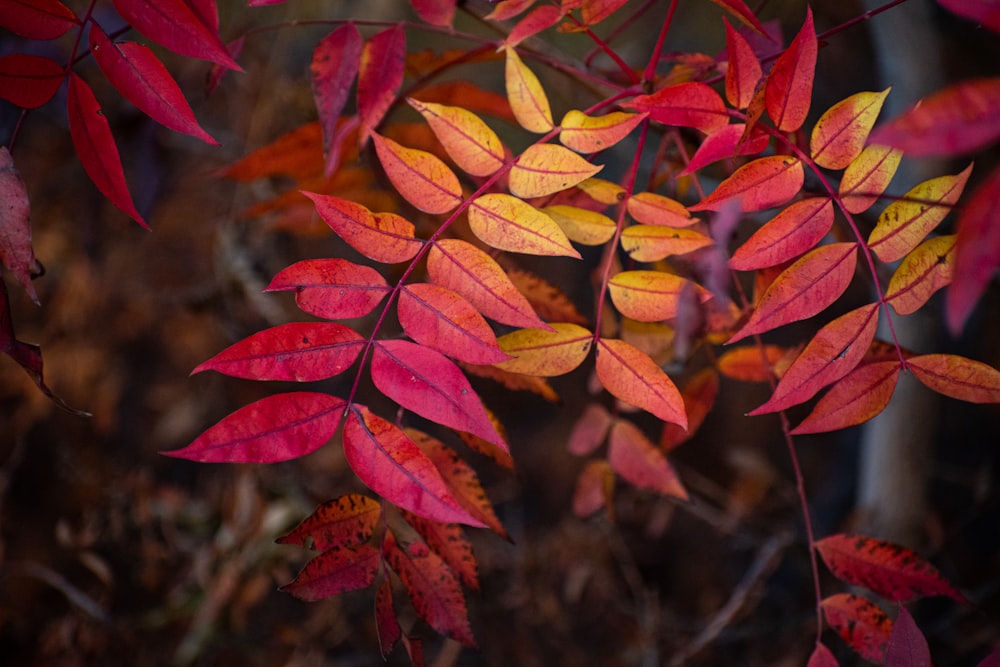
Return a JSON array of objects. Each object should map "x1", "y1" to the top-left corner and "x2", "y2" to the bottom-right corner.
[
  {"x1": 0, "y1": 147, "x2": 39, "y2": 303},
  {"x1": 807, "y1": 643, "x2": 839, "y2": 667},
  {"x1": 66, "y1": 73, "x2": 147, "y2": 228},
  {"x1": 623, "y1": 82, "x2": 729, "y2": 133},
  {"x1": 506, "y1": 5, "x2": 562, "y2": 47},
  {"x1": 90, "y1": 23, "x2": 217, "y2": 144},
  {"x1": 608, "y1": 419, "x2": 687, "y2": 499},
  {"x1": 690, "y1": 156, "x2": 803, "y2": 213},
  {"x1": 791, "y1": 360, "x2": 901, "y2": 435},
  {"x1": 112, "y1": 0, "x2": 241, "y2": 70},
  {"x1": 723, "y1": 17, "x2": 763, "y2": 109},
  {"x1": 595, "y1": 338, "x2": 687, "y2": 428},
  {"x1": 164, "y1": 392, "x2": 346, "y2": 463},
  {"x1": 343, "y1": 406, "x2": 483, "y2": 526},
  {"x1": 192, "y1": 321, "x2": 365, "y2": 381},
  {"x1": 265, "y1": 258, "x2": 390, "y2": 319},
  {"x1": 0, "y1": 54, "x2": 65, "y2": 109},
  {"x1": 357, "y1": 25, "x2": 406, "y2": 141},
  {"x1": 885, "y1": 605, "x2": 932, "y2": 667},
  {"x1": 371, "y1": 340, "x2": 507, "y2": 448},
  {"x1": 311, "y1": 23, "x2": 363, "y2": 157},
  {"x1": 764, "y1": 8, "x2": 816, "y2": 132},
  {"x1": 0, "y1": 0, "x2": 78, "y2": 40},
  {"x1": 567, "y1": 403, "x2": 613, "y2": 456},
  {"x1": 411, "y1": 0, "x2": 456, "y2": 26},
  {"x1": 947, "y1": 166, "x2": 1000, "y2": 335},
  {"x1": 681, "y1": 122, "x2": 769, "y2": 175},
  {"x1": 399, "y1": 283, "x2": 510, "y2": 365},
  {"x1": 280, "y1": 544, "x2": 379, "y2": 601}
]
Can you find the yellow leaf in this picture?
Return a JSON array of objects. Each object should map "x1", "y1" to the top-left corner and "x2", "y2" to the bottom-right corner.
[
  {"x1": 839, "y1": 144, "x2": 902, "y2": 214},
  {"x1": 495, "y1": 323, "x2": 593, "y2": 376},
  {"x1": 544, "y1": 205, "x2": 617, "y2": 245},
  {"x1": 407, "y1": 98, "x2": 505, "y2": 177},
  {"x1": 608, "y1": 270, "x2": 710, "y2": 322},
  {"x1": 577, "y1": 177, "x2": 626, "y2": 205},
  {"x1": 508, "y1": 144, "x2": 602, "y2": 198},
  {"x1": 504, "y1": 47, "x2": 553, "y2": 133},
  {"x1": 811, "y1": 88, "x2": 890, "y2": 170},
  {"x1": 627, "y1": 191, "x2": 695, "y2": 227},
  {"x1": 468, "y1": 193, "x2": 580, "y2": 257},
  {"x1": 559, "y1": 110, "x2": 646, "y2": 153},
  {"x1": 620, "y1": 225, "x2": 713, "y2": 262},
  {"x1": 885, "y1": 234, "x2": 955, "y2": 315}
]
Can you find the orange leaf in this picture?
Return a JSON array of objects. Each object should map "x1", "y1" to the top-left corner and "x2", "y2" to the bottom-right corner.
[
  {"x1": 690, "y1": 156, "x2": 803, "y2": 212},
  {"x1": 504, "y1": 46, "x2": 553, "y2": 133},
  {"x1": 717, "y1": 345, "x2": 787, "y2": 382},
  {"x1": 578, "y1": 177, "x2": 627, "y2": 205},
  {"x1": 906, "y1": 353, "x2": 1000, "y2": 403},
  {"x1": 266, "y1": 258, "x2": 391, "y2": 320},
  {"x1": 357, "y1": 24, "x2": 406, "y2": 141},
  {"x1": 506, "y1": 268, "x2": 588, "y2": 324},
  {"x1": 821, "y1": 593, "x2": 892, "y2": 663},
  {"x1": 410, "y1": 80, "x2": 514, "y2": 124},
  {"x1": 567, "y1": 403, "x2": 613, "y2": 456},
  {"x1": 595, "y1": 338, "x2": 687, "y2": 427},
  {"x1": 816, "y1": 533, "x2": 968, "y2": 603},
  {"x1": 608, "y1": 419, "x2": 687, "y2": 499},
  {"x1": 627, "y1": 191, "x2": 695, "y2": 227},
  {"x1": 572, "y1": 460, "x2": 615, "y2": 518},
  {"x1": 495, "y1": 322, "x2": 593, "y2": 376},
  {"x1": 723, "y1": 17, "x2": 763, "y2": 109},
  {"x1": 791, "y1": 360, "x2": 901, "y2": 435},
  {"x1": 623, "y1": 81, "x2": 729, "y2": 134},
  {"x1": 398, "y1": 283, "x2": 509, "y2": 365},
  {"x1": 508, "y1": 144, "x2": 602, "y2": 198},
  {"x1": 559, "y1": 110, "x2": 646, "y2": 153},
  {"x1": 486, "y1": 0, "x2": 537, "y2": 20},
  {"x1": 661, "y1": 368, "x2": 719, "y2": 450},
  {"x1": 608, "y1": 270, "x2": 710, "y2": 322},
  {"x1": 428, "y1": 239, "x2": 547, "y2": 329},
  {"x1": 810, "y1": 88, "x2": 890, "y2": 170},
  {"x1": 886, "y1": 235, "x2": 955, "y2": 315},
  {"x1": 303, "y1": 192, "x2": 423, "y2": 263},
  {"x1": 868, "y1": 164, "x2": 972, "y2": 263},
  {"x1": 276, "y1": 494, "x2": 381, "y2": 551},
  {"x1": 543, "y1": 205, "x2": 617, "y2": 245},
  {"x1": 947, "y1": 167, "x2": 1000, "y2": 335},
  {"x1": 839, "y1": 144, "x2": 902, "y2": 214},
  {"x1": 581, "y1": 0, "x2": 630, "y2": 25},
  {"x1": 764, "y1": 8, "x2": 816, "y2": 133},
  {"x1": 730, "y1": 242, "x2": 858, "y2": 342},
  {"x1": 621, "y1": 225, "x2": 713, "y2": 262},
  {"x1": 384, "y1": 531, "x2": 475, "y2": 646},
  {"x1": 750, "y1": 303, "x2": 879, "y2": 414},
  {"x1": 371, "y1": 132, "x2": 462, "y2": 214},
  {"x1": 469, "y1": 193, "x2": 580, "y2": 257},
  {"x1": 729, "y1": 197, "x2": 834, "y2": 270},
  {"x1": 223, "y1": 122, "x2": 325, "y2": 182},
  {"x1": 407, "y1": 98, "x2": 505, "y2": 177}
]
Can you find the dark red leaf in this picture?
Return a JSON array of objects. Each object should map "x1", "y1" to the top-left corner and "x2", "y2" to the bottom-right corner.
[
  {"x1": 0, "y1": 54, "x2": 65, "y2": 109},
  {"x1": 112, "y1": 0, "x2": 241, "y2": 70},
  {"x1": 403, "y1": 512, "x2": 478, "y2": 589},
  {"x1": 90, "y1": 24, "x2": 218, "y2": 144},
  {"x1": 280, "y1": 543, "x2": 379, "y2": 601},
  {"x1": 938, "y1": 0, "x2": 1000, "y2": 33},
  {"x1": 371, "y1": 340, "x2": 507, "y2": 448},
  {"x1": 764, "y1": 8, "x2": 816, "y2": 132},
  {"x1": 66, "y1": 73, "x2": 148, "y2": 228},
  {"x1": 0, "y1": 147, "x2": 39, "y2": 302},
  {"x1": 816, "y1": 534, "x2": 968, "y2": 603},
  {"x1": 821, "y1": 593, "x2": 892, "y2": 663},
  {"x1": 358, "y1": 24, "x2": 406, "y2": 140},
  {"x1": 885, "y1": 605, "x2": 932, "y2": 667},
  {"x1": 265, "y1": 258, "x2": 390, "y2": 319},
  {"x1": 343, "y1": 406, "x2": 484, "y2": 526},
  {"x1": 164, "y1": 392, "x2": 346, "y2": 463},
  {"x1": 311, "y1": 24, "x2": 363, "y2": 158},
  {"x1": 947, "y1": 166, "x2": 1000, "y2": 335},
  {"x1": 277, "y1": 494, "x2": 381, "y2": 551},
  {"x1": 375, "y1": 578, "x2": 400, "y2": 659},
  {"x1": 0, "y1": 0, "x2": 78, "y2": 40},
  {"x1": 807, "y1": 643, "x2": 839, "y2": 667}
]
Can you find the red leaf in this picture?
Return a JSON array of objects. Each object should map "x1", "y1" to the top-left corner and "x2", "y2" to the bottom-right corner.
[
  {"x1": 723, "y1": 17, "x2": 763, "y2": 109},
  {"x1": 791, "y1": 360, "x2": 901, "y2": 435},
  {"x1": 90, "y1": 24, "x2": 217, "y2": 144},
  {"x1": 938, "y1": 0, "x2": 1000, "y2": 33},
  {"x1": 311, "y1": 23, "x2": 363, "y2": 157},
  {"x1": 580, "y1": 0, "x2": 629, "y2": 26},
  {"x1": 807, "y1": 643, "x2": 839, "y2": 667},
  {"x1": 358, "y1": 25, "x2": 406, "y2": 139},
  {"x1": 691, "y1": 156, "x2": 803, "y2": 213},
  {"x1": 0, "y1": 147, "x2": 39, "y2": 303},
  {"x1": 885, "y1": 605, "x2": 932, "y2": 667},
  {"x1": 0, "y1": 0, "x2": 78, "y2": 40},
  {"x1": 906, "y1": 353, "x2": 1000, "y2": 403},
  {"x1": 624, "y1": 82, "x2": 729, "y2": 134},
  {"x1": 371, "y1": 340, "x2": 507, "y2": 448},
  {"x1": 869, "y1": 78, "x2": 1000, "y2": 157},
  {"x1": 303, "y1": 192, "x2": 423, "y2": 264},
  {"x1": 193, "y1": 321, "x2": 365, "y2": 381},
  {"x1": 0, "y1": 54, "x2": 65, "y2": 109},
  {"x1": 709, "y1": 0, "x2": 769, "y2": 36},
  {"x1": 595, "y1": 338, "x2": 687, "y2": 428},
  {"x1": 277, "y1": 494, "x2": 381, "y2": 551},
  {"x1": 816, "y1": 534, "x2": 968, "y2": 603},
  {"x1": 608, "y1": 419, "x2": 687, "y2": 499},
  {"x1": 661, "y1": 368, "x2": 718, "y2": 450},
  {"x1": 398, "y1": 283, "x2": 510, "y2": 365},
  {"x1": 729, "y1": 197, "x2": 834, "y2": 270},
  {"x1": 403, "y1": 512, "x2": 478, "y2": 589},
  {"x1": 66, "y1": 73, "x2": 148, "y2": 228},
  {"x1": 821, "y1": 593, "x2": 893, "y2": 663},
  {"x1": 343, "y1": 406, "x2": 484, "y2": 526},
  {"x1": 164, "y1": 392, "x2": 346, "y2": 463},
  {"x1": 947, "y1": 166, "x2": 1000, "y2": 335},
  {"x1": 427, "y1": 239, "x2": 547, "y2": 329},
  {"x1": 764, "y1": 8, "x2": 816, "y2": 132},
  {"x1": 810, "y1": 88, "x2": 890, "y2": 170},
  {"x1": 371, "y1": 132, "x2": 462, "y2": 214},
  {"x1": 375, "y1": 578, "x2": 401, "y2": 659},
  {"x1": 506, "y1": 5, "x2": 562, "y2": 47},
  {"x1": 281, "y1": 544, "x2": 379, "y2": 601},
  {"x1": 567, "y1": 403, "x2": 613, "y2": 456},
  {"x1": 411, "y1": 0, "x2": 456, "y2": 27},
  {"x1": 750, "y1": 303, "x2": 879, "y2": 414},
  {"x1": 680, "y1": 122, "x2": 770, "y2": 175},
  {"x1": 265, "y1": 258, "x2": 390, "y2": 319},
  {"x1": 112, "y1": 0, "x2": 241, "y2": 71},
  {"x1": 730, "y1": 242, "x2": 858, "y2": 342},
  {"x1": 384, "y1": 531, "x2": 475, "y2": 646}
]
